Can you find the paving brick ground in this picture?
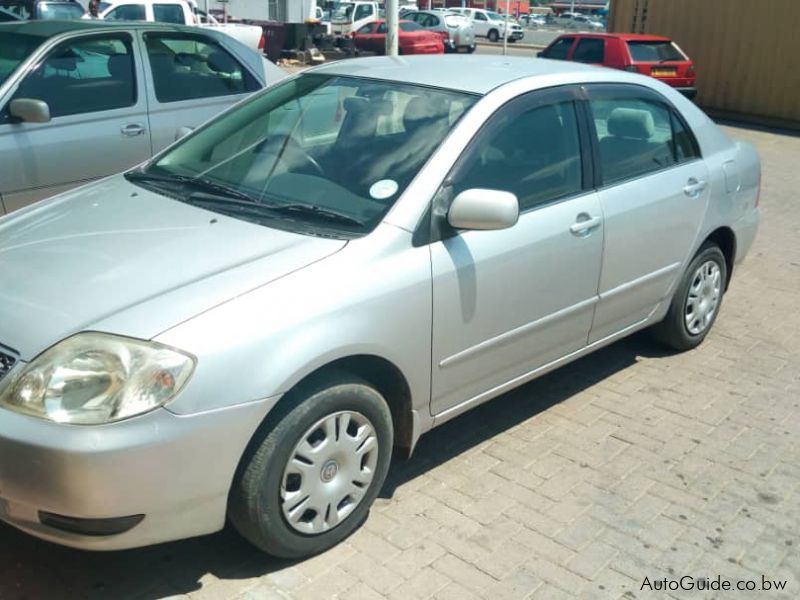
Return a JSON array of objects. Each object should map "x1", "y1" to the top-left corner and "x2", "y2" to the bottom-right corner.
[{"x1": 0, "y1": 124, "x2": 797, "y2": 600}]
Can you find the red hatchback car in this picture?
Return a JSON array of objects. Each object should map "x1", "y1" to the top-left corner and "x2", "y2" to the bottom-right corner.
[
  {"x1": 539, "y1": 33, "x2": 697, "y2": 99},
  {"x1": 353, "y1": 20, "x2": 445, "y2": 55}
]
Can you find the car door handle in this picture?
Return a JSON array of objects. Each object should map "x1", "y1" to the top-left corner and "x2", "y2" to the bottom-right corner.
[
  {"x1": 121, "y1": 123, "x2": 146, "y2": 137},
  {"x1": 683, "y1": 178, "x2": 708, "y2": 197},
  {"x1": 570, "y1": 214, "x2": 602, "y2": 236}
]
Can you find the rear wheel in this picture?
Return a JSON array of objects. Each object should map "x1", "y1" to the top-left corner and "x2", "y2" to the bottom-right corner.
[
  {"x1": 488, "y1": 29, "x2": 499, "y2": 42},
  {"x1": 229, "y1": 373, "x2": 393, "y2": 558},
  {"x1": 652, "y1": 243, "x2": 727, "y2": 351}
]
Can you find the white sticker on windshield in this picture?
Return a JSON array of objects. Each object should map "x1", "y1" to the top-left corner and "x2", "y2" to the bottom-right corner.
[{"x1": 369, "y1": 179, "x2": 398, "y2": 200}]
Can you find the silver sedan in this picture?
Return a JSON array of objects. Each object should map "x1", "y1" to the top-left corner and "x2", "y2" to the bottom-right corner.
[
  {"x1": 0, "y1": 20, "x2": 285, "y2": 215},
  {"x1": 0, "y1": 55, "x2": 759, "y2": 558}
]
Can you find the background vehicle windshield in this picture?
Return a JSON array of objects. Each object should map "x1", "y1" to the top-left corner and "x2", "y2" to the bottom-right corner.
[
  {"x1": 627, "y1": 40, "x2": 685, "y2": 62},
  {"x1": 0, "y1": 32, "x2": 40, "y2": 85},
  {"x1": 37, "y1": 2, "x2": 85, "y2": 18},
  {"x1": 148, "y1": 74, "x2": 477, "y2": 236}
]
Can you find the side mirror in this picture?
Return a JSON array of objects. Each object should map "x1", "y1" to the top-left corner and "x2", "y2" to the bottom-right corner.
[
  {"x1": 447, "y1": 188, "x2": 519, "y2": 231},
  {"x1": 9, "y1": 98, "x2": 51, "y2": 123},
  {"x1": 536, "y1": 51, "x2": 544, "y2": 58},
  {"x1": 175, "y1": 126, "x2": 194, "y2": 140}
]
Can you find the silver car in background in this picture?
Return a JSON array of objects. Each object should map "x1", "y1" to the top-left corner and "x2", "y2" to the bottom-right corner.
[
  {"x1": 0, "y1": 56, "x2": 759, "y2": 558},
  {"x1": 0, "y1": 20, "x2": 285, "y2": 215},
  {"x1": 403, "y1": 9, "x2": 476, "y2": 53}
]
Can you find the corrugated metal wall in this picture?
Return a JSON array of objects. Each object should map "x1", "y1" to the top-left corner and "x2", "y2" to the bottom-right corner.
[{"x1": 609, "y1": 0, "x2": 800, "y2": 129}]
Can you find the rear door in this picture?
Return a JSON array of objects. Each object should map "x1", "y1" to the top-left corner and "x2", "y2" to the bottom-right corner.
[
  {"x1": 584, "y1": 83, "x2": 709, "y2": 342},
  {"x1": 140, "y1": 30, "x2": 262, "y2": 153},
  {"x1": 0, "y1": 31, "x2": 150, "y2": 213}
]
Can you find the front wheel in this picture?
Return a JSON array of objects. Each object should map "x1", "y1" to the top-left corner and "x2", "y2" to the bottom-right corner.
[
  {"x1": 488, "y1": 29, "x2": 499, "y2": 42},
  {"x1": 229, "y1": 374, "x2": 393, "y2": 558},
  {"x1": 651, "y1": 243, "x2": 727, "y2": 351}
]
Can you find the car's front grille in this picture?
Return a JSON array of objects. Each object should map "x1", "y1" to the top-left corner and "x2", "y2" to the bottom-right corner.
[{"x1": 0, "y1": 348, "x2": 17, "y2": 382}]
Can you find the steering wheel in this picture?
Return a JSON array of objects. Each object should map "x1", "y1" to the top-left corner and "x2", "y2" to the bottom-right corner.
[{"x1": 257, "y1": 135, "x2": 324, "y2": 178}]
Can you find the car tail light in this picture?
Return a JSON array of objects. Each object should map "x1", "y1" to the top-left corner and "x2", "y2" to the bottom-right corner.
[
  {"x1": 258, "y1": 32, "x2": 266, "y2": 51},
  {"x1": 624, "y1": 65, "x2": 639, "y2": 73}
]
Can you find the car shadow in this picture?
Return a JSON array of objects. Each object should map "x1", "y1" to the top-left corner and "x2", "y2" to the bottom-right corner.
[{"x1": 0, "y1": 332, "x2": 673, "y2": 600}]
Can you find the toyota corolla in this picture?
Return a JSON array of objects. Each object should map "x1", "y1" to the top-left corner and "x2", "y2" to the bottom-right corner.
[{"x1": 0, "y1": 55, "x2": 760, "y2": 558}]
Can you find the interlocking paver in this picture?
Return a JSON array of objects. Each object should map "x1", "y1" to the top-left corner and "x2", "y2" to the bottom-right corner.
[{"x1": 0, "y1": 124, "x2": 798, "y2": 600}]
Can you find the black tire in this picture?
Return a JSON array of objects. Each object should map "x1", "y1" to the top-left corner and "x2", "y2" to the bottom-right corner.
[
  {"x1": 488, "y1": 29, "x2": 499, "y2": 42},
  {"x1": 509, "y1": 37, "x2": 517, "y2": 43},
  {"x1": 651, "y1": 243, "x2": 727, "y2": 351},
  {"x1": 229, "y1": 372, "x2": 393, "y2": 558},
  {"x1": 467, "y1": 44, "x2": 477, "y2": 54}
]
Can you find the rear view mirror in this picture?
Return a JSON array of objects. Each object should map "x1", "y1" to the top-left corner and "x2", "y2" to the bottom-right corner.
[
  {"x1": 447, "y1": 188, "x2": 519, "y2": 231},
  {"x1": 9, "y1": 98, "x2": 51, "y2": 124}
]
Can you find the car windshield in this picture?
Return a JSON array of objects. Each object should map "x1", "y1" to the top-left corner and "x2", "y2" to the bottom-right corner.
[
  {"x1": 135, "y1": 74, "x2": 478, "y2": 238},
  {"x1": 332, "y1": 4, "x2": 353, "y2": 21},
  {"x1": 0, "y1": 32, "x2": 41, "y2": 85},
  {"x1": 443, "y1": 14, "x2": 467, "y2": 27},
  {"x1": 627, "y1": 40, "x2": 685, "y2": 62},
  {"x1": 37, "y1": 2, "x2": 85, "y2": 18}
]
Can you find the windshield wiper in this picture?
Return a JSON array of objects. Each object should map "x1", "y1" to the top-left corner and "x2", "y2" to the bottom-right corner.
[
  {"x1": 262, "y1": 202, "x2": 366, "y2": 228},
  {"x1": 125, "y1": 170, "x2": 258, "y2": 204}
]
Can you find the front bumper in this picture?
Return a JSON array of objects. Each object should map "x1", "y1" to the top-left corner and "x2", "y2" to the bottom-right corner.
[{"x1": 0, "y1": 396, "x2": 279, "y2": 550}]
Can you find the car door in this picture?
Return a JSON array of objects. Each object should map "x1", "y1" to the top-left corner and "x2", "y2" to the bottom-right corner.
[
  {"x1": 0, "y1": 31, "x2": 150, "y2": 213},
  {"x1": 353, "y1": 23, "x2": 376, "y2": 52},
  {"x1": 429, "y1": 87, "x2": 604, "y2": 417},
  {"x1": 571, "y1": 37, "x2": 605, "y2": 66},
  {"x1": 540, "y1": 36, "x2": 575, "y2": 60},
  {"x1": 140, "y1": 30, "x2": 262, "y2": 154},
  {"x1": 584, "y1": 84, "x2": 709, "y2": 343},
  {"x1": 472, "y1": 11, "x2": 489, "y2": 36}
]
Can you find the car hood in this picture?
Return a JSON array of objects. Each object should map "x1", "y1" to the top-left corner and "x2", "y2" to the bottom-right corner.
[{"x1": 0, "y1": 177, "x2": 346, "y2": 360}]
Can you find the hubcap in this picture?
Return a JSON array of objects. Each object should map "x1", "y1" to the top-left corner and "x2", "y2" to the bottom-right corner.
[
  {"x1": 280, "y1": 411, "x2": 379, "y2": 535},
  {"x1": 684, "y1": 260, "x2": 722, "y2": 335}
]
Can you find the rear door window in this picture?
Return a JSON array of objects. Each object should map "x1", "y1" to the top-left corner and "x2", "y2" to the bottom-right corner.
[
  {"x1": 572, "y1": 38, "x2": 604, "y2": 63},
  {"x1": 627, "y1": 40, "x2": 685, "y2": 62},
  {"x1": 144, "y1": 33, "x2": 260, "y2": 103},
  {"x1": 104, "y1": 3, "x2": 145, "y2": 20},
  {"x1": 588, "y1": 90, "x2": 689, "y2": 185},
  {"x1": 542, "y1": 37, "x2": 574, "y2": 60}
]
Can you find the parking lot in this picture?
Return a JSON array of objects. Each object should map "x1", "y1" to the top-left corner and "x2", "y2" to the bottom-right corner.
[{"x1": 0, "y1": 122, "x2": 796, "y2": 599}]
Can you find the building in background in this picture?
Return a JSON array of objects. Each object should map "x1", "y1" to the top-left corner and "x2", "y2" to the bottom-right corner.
[{"x1": 609, "y1": 0, "x2": 800, "y2": 130}]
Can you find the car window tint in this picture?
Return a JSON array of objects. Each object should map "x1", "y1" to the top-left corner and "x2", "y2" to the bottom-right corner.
[
  {"x1": 376, "y1": 22, "x2": 387, "y2": 33},
  {"x1": 474, "y1": 12, "x2": 486, "y2": 21},
  {"x1": 671, "y1": 110, "x2": 701, "y2": 162},
  {"x1": 589, "y1": 96, "x2": 676, "y2": 185},
  {"x1": 399, "y1": 21, "x2": 421, "y2": 32},
  {"x1": 144, "y1": 33, "x2": 260, "y2": 103},
  {"x1": 542, "y1": 37, "x2": 573, "y2": 60},
  {"x1": 356, "y1": 23, "x2": 373, "y2": 34},
  {"x1": 153, "y1": 3, "x2": 185, "y2": 23},
  {"x1": 572, "y1": 38, "x2": 604, "y2": 63},
  {"x1": 11, "y1": 35, "x2": 135, "y2": 119},
  {"x1": 104, "y1": 3, "x2": 145, "y2": 19},
  {"x1": 452, "y1": 100, "x2": 583, "y2": 211},
  {"x1": 627, "y1": 40, "x2": 684, "y2": 62},
  {"x1": 354, "y1": 4, "x2": 372, "y2": 19}
]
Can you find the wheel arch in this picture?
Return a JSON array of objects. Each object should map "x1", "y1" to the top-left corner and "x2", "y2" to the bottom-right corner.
[{"x1": 703, "y1": 226, "x2": 736, "y2": 289}]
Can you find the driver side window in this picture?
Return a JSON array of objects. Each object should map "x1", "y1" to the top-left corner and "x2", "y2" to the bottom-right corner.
[
  {"x1": 450, "y1": 97, "x2": 584, "y2": 212},
  {"x1": 104, "y1": 4, "x2": 146, "y2": 20},
  {"x1": 6, "y1": 34, "x2": 136, "y2": 122}
]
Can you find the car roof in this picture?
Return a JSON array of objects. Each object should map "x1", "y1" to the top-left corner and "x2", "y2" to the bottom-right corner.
[
  {"x1": 566, "y1": 32, "x2": 672, "y2": 42},
  {"x1": 0, "y1": 18, "x2": 203, "y2": 38},
  {"x1": 310, "y1": 54, "x2": 602, "y2": 95}
]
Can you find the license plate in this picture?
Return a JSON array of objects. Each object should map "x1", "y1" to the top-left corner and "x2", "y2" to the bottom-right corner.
[{"x1": 652, "y1": 68, "x2": 677, "y2": 77}]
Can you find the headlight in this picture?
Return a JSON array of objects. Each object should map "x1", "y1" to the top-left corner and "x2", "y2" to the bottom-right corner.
[{"x1": 0, "y1": 333, "x2": 195, "y2": 425}]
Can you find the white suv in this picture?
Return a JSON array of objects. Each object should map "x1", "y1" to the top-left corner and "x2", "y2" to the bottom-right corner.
[{"x1": 451, "y1": 8, "x2": 523, "y2": 42}]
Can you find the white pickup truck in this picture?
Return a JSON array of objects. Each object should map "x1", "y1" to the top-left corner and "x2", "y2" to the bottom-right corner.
[{"x1": 97, "y1": 0, "x2": 265, "y2": 51}]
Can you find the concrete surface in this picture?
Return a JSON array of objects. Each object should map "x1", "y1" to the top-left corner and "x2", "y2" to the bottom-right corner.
[{"x1": 0, "y1": 124, "x2": 797, "y2": 600}]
